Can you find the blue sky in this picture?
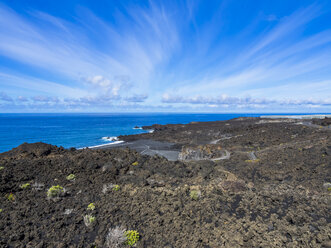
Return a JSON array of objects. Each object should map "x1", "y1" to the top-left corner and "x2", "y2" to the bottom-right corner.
[{"x1": 0, "y1": 0, "x2": 330, "y2": 113}]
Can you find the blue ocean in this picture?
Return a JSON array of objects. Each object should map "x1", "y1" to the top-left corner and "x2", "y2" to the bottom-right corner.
[{"x1": 0, "y1": 113, "x2": 314, "y2": 153}]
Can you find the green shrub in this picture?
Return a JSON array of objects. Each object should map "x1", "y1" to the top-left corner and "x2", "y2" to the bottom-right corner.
[
  {"x1": 113, "y1": 185, "x2": 120, "y2": 191},
  {"x1": 245, "y1": 159, "x2": 260, "y2": 163},
  {"x1": 20, "y1": 183, "x2": 31, "y2": 189},
  {"x1": 132, "y1": 161, "x2": 139, "y2": 166},
  {"x1": 66, "y1": 174, "x2": 76, "y2": 181},
  {"x1": 125, "y1": 230, "x2": 139, "y2": 246},
  {"x1": 7, "y1": 193, "x2": 15, "y2": 201},
  {"x1": 83, "y1": 214, "x2": 96, "y2": 227},
  {"x1": 47, "y1": 185, "x2": 64, "y2": 198},
  {"x1": 190, "y1": 190, "x2": 201, "y2": 201},
  {"x1": 87, "y1": 203, "x2": 96, "y2": 211}
]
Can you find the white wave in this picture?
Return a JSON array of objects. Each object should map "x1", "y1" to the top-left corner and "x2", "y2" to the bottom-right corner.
[
  {"x1": 101, "y1": 136, "x2": 119, "y2": 142},
  {"x1": 148, "y1": 129, "x2": 154, "y2": 133},
  {"x1": 78, "y1": 140, "x2": 125, "y2": 149},
  {"x1": 88, "y1": 141, "x2": 124, "y2": 148},
  {"x1": 133, "y1": 127, "x2": 143, "y2": 130}
]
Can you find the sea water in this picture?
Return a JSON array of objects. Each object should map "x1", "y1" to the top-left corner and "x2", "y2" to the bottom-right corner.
[{"x1": 0, "y1": 113, "x2": 321, "y2": 153}]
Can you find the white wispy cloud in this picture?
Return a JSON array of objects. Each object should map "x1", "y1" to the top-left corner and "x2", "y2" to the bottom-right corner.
[
  {"x1": 0, "y1": 73, "x2": 88, "y2": 97},
  {"x1": 0, "y1": 92, "x2": 13, "y2": 102},
  {"x1": 162, "y1": 93, "x2": 331, "y2": 107},
  {"x1": 0, "y1": 2, "x2": 330, "y2": 112},
  {"x1": 0, "y1": 2, "x2": 179, "y2": 101},
  {"x1": 124, "y1": 94, "x2": 148, "y2": 102},
  {"x1": 162, "y1": 4, "x2": 331, "y2": 107}
]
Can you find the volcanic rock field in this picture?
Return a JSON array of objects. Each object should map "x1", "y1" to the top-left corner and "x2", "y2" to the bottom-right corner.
[{"x1": 0, "y1": 117, "x2": 330, "y2": 247}]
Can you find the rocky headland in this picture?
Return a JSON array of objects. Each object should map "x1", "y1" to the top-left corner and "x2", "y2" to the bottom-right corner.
[{"x1": 0, "y1": 117, "x2": 330, "y2": 247}]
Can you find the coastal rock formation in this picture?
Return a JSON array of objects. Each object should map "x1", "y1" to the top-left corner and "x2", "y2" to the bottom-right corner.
[
  {"x1": 312, "y1": 117, "x2": 331, "y2": 126},
  {"x1": 0, "y1": 117, "x2": 330, "y2": 247}
]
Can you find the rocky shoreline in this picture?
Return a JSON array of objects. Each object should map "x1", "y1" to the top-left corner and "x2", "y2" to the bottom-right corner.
[{"x1": 0, "y1": 117, "x2": 330, "y2": 247}]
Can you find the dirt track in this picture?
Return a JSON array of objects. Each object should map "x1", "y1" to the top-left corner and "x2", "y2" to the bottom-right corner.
[{"x1": 0, "y1": 117, "x2": 330, "y2": 247}]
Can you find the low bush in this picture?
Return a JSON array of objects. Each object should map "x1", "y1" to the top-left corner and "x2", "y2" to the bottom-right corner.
[
  {"x1": 83, "y1": 214, "x2": 96, "y2": 227},
  {"x1": 7, "y1": 193, "x2": 15, "y2": 201},
  {"x1": 190, "y1": 190, "x2": 201, "y2": 200},
  {"x1": 20, "y1": 183, "x2": 31, "y2": 189},
  {"x1": 87, "y1": 203, "x2": 96, "y2": 211},
  {"x1": 113, "y1": 185, "x2": 120, "y2": 191},
  {"x1": 47, "y1": 185, "x2": 65, "y2": 198},
  {"x1": 66, "y1": 174, "x2": 76, "y2": 181},
  {"x1": 245, "y1": 159, "x2": 260, "y2": 163},
  {"x1": 102, "y1": 184, "x2": 120, "y2": 193},
  {"x1": 125, "y1": 230, "x2": 140, "y2": 246}
]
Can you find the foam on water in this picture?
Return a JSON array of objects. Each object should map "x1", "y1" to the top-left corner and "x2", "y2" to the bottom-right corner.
[
  {"x1": 78, "y1": 140, "x2": 125, "y2": 149},
  {"x1": 133, "y1": 127, "x2": 143, "y2": 130},
  {"x1": 101, "y1": 136, "x2": 119, "y2": 142}
]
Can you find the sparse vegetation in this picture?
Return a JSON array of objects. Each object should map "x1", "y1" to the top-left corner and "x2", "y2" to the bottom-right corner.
[
  {"x1": 47, "y1": 185, "x2": 64, "y2": 198},
  {"x1": 105, "y1": 226, "x2": 127, "y2": 248},
  {"x1": 125, "y1": 230, "x2": 140, "y2": 246},
  {"x1": 102, "y1": 183, "x2": 120, "y2": 193},
  {"x1": 245, "y1": 159, "x2": 260, "y2": 163},
  {"x1": 113, "y1": 184, "x2": 120, "y2": 191},
  {"x1": 132, "y1": 161, "x2": 139, "y2": 166},
  {"x1": 87, "y1": 203, "x2": 96, "y2": 211},
  {"x1": 20, "y1": 183, "x2": 31, "y2": 189},
  {"x1": 190, "y1": 190, "x2": 201, "y2": 200},
  {"x1": 83, "y1": 214, "x2": 96, "y2": 227},
  {"x1": 66, "y1": 174, "x2": 76, "y2": 181},
  {"x1": 7, "y1": 193, "x2": 15, "y2": 201}
]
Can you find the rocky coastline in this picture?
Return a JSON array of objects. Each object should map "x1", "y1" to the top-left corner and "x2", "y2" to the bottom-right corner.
[{"x1": 0, "y1": 117, "x2": 330, "y2": 247}]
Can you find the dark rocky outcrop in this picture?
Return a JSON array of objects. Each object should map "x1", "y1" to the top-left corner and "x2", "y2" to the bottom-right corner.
[
  {"x1": 1, "y1": 117, "x2": 330, "y2": 247},
  {"x1": 312, "y1": 117, "x2": 331, "y2": 126}
]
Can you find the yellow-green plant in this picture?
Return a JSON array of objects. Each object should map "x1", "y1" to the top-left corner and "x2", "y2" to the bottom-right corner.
[
  {"x1": 0, "y1": 166, "x2": 4, "y2": 170},
  {"x1": 113, "y1": 184, "x2": 120, "y2": 191},
  {"x1": 132, "y1": 161, "x2": 139, "y2": 166},
  {"x1": 7, "y1": 193, "x2": 15, "y2": 201},
  {"x1": 83, "y1": 214, "x2": 96, "y2": 227},
  {"x1": 47, "y1": 185, "x2": 64, "y2": 198},
  {"x1": 66, "y1": 174, "x2": 76, "y2": 181},
  {"x1": 20, "y1": 183, "x2": 31, "y2": 189},
  {"x1": 0, "y1": 209, "x2": 2, "y2": 212},
  {"x1": 87, "y1": 203, "x2": 96, "y2": 211},
  {"x1": 125, "y1": 230, "x2": 139, "y2": 246},
  {"x1": 190, "y1": 190, "x2": 201, "y2": 201},
  {"x1": 328, "y1": 187, "x2": 331, "y2": 191},
  {"x1": 245, "y1": 159, "x2": 260, "y2": 163}
]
